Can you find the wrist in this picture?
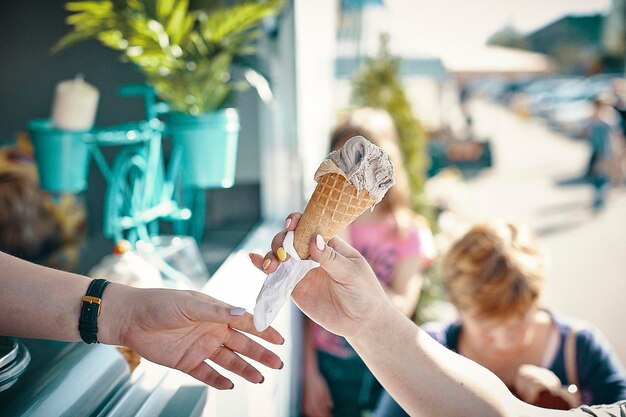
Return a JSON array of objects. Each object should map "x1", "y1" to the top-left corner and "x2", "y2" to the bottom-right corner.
[
  {"x1": 97, "y1": 283, "x2": 135, "y2": 346},
  {"x1": 348, "y1": 299, "x2": 400, "y2": 351}
]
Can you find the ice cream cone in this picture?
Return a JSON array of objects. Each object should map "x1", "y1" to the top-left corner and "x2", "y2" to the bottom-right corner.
[{"x1": 294, "y1": 172, "x2": 378, "y2": 259}]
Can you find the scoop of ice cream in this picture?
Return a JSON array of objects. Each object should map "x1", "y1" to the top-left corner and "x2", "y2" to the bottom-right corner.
[{"x1": 314, "y1": 135, "x2": 395, "y2": 202}]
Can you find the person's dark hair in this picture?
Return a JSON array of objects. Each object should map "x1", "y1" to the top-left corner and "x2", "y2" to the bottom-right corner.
[{"x1": 0, "y1": 171, "x2": 60, "y2": 263}]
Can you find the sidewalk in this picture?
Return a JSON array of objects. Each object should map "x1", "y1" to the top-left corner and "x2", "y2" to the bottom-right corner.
[{"x1": 456, "y1": 99, "x2": 626, "y2": 363}]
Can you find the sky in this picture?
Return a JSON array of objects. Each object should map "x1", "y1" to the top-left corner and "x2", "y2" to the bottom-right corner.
[{"x1": 370, "y1": 0, "x2": 613, "y2": 57}]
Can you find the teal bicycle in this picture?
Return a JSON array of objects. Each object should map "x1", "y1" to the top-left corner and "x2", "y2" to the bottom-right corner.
[{"x1": 29, "y1": 85, "x2": 206, "y2": 246}]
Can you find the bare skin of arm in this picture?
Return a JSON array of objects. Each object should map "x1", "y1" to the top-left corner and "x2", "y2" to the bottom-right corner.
[
  {"x1": 0, "y1": 251, "x2": 284, "y2": 389},
  {"x1": 384, "y1": 257, "x2": 423, "y2": 317},
  {"x1": 301, "y1": 318, "x2": 333, "y2": 417}
]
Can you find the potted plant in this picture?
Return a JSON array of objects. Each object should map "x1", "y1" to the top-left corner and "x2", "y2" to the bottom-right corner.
[{"x1": 54, "y1": 0, "x2": 284, "y2": 188}]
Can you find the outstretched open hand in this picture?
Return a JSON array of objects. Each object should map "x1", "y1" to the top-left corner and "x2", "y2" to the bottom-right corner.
[{"x1": 102, "y1": 286, "x2": 284, "y2": 390}]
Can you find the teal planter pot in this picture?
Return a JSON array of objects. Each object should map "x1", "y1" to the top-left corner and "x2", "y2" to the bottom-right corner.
[
  {"x1": 28, "y1": 119, "x2": 90, "y2": 193},
  {"x1": 167, "y1": 109, "x2": 239, "y2": 188}
]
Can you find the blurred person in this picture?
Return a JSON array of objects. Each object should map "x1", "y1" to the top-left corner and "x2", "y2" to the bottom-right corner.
[
  {"x1": 252, "y1": 213, "x2": 626, "y2": 417},
  {"x1": 611, "y1": 78, "x2": 626, "y2": 183},
  {"x1": 372, "y1": 221, "x2": 626, "y2": 416},
  {"x1": 298, "y1": 108, "x2": 435, "y2": 417},
  {"x1": 0, "y1": 250, "x2": 284, "y2": 389},
  {"x1": 585, "y1": 97, "x2": 619, "y2": 209},
  {"x1": 611, "y1": 78, "x2": 626, "y2": 140},
  {"x1": 0, "y1": 171, "x2": 61, "y2": 264}
]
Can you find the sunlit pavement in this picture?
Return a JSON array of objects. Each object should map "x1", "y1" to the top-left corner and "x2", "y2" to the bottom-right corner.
[{"x1": 459, "y1": 98, "x2": 626, "y2": 363}]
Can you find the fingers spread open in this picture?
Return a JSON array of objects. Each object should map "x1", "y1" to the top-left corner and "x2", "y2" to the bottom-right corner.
[
  {"x1": 210, "y1": 346, "x2": 265, "y2": 384},
  {"x1": 188, "y1": 361, "x2": 233, "y2": 389},
  {"x1": 188, "y1": 292, "x2": 247, "y2": 324},
  {"x1": 230, "y1": 314, "x2": 285, "y2": 346},
  {"x1": 224, "y1": 328, "x2": 283, "y2": 370}
]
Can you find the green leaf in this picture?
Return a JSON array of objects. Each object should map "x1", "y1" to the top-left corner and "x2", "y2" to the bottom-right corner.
[
  {"x1": 52, "y1": 29, "x2": 99, "y2": 53},
  {"x1": 54, "y1": 0, "x2": 285, "y2": 113},
  {"x1": 157, "y1": 0, "x2": 176, "y2": 21},
  {"x1": 165, "y1": 0, "x2": 189, "y2": 45}
]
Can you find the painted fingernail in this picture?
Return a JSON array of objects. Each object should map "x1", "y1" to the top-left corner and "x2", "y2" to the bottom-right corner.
[
  {"x1": 316, "y1": 234, "x2": 325, "y2": 251},
  {"x1": 276, "y1": 247, "x2": 287, "y2": 262},
  {"x1": 230, "y1": 307, "x2": 246, "y2": 316},
  {"x1": 285, "y1": 218, "x2": 291, "y2": 229},
  {"x1": 262, "y1": 258, "x2": 271, "y2": 270}
]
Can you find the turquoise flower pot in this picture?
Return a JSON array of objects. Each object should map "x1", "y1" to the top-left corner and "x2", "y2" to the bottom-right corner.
[
  {"x1": 28, "y1": 119, "x2": 90, "y2": 193},
  {"x1": 167, "y1": 109, "x2": 240, "y2": 188}
]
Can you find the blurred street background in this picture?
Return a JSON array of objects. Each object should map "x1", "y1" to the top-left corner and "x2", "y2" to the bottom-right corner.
[{"x1": 449, "y1": 97, "x2": 626, "y2": 362}]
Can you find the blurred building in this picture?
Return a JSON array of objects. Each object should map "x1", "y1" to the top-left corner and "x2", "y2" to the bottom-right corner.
[{"x1": 603, "y1": 0, "x2": 626, "y2": 60}]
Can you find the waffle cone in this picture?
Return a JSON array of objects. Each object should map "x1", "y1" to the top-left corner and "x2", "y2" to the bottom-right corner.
[{"x1": 294, "y1": 173, "x2": 378, "y2": 259}]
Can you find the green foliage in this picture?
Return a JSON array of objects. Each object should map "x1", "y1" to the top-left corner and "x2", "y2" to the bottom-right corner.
[
  {"x1": 54, "y1": 0, "x2": 284, "y2": 114},
  {"x1": 350, "y1": 34, "x2": 441, "y2": 324},
  {"x1": 350, "y1": 34, "x2": 431, "y2": 219}
]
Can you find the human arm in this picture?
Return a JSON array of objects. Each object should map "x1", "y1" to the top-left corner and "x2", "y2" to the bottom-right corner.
[
  {"x1": 385, "y1": 258, "x2": 422, "y2": 317},
  {"x1": 252, "y1": 214, "x2": 585, "y2": 417},
  {"x1": 0, "y1": 251, "x2": 284, "y2": 389},
  {"x1": 301, "y1": 318, "x2": 333, "y2": 417}
]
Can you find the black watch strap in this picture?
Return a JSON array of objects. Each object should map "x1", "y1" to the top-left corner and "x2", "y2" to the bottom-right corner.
[{"x1": 79, "y1": 279, "x2": 111, "y2": 344}]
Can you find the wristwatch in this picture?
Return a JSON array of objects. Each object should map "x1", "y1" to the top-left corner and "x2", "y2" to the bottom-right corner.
[{"x1": 78, "y1": 279, "x2": 111, "y2": 344}]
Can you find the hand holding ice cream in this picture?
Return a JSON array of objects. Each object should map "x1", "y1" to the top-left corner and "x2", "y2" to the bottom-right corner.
[{"x1": 252, "y1": 136, "x2": 395, "y2": 330}]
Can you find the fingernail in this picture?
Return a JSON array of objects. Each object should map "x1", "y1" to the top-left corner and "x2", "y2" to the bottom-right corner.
[
  {"x1": 276, "y1": 247, "x2": 287, "y2": 262},
  {"x1": 285, "y1": 218, "x2": 291, "y2": 229},
  {"x1": 228, "y1": 382, "x2": 234, "y2": 390},
  {"x1": 278, "y1": 361, "x2": 284, "y2": 370},
  {"x1": 262, "y1": 258, "x2": 271, "y2": 270},
  {"x1": 316, "y1": 234, "x2": 325, "y2": 251},
  {"x1": 230, "y1": 307, "x2": 246, "y2": 316},
  {"x1": 258, "y1": 376, "x2": 265, "y2": 384}
]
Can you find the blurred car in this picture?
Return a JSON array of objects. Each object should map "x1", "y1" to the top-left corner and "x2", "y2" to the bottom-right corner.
[
  {"x1": 545, "y1": 99, "x2": 592, "y2": 138},
  {"x1": 528, "y1": 76, "x2": 589, "y2": 118},
  {"x1": 544, "y1": 74, "x2": 620, "y2": 138}
]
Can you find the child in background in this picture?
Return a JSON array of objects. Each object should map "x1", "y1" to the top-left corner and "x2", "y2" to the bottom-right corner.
[{"x1": 300, "y1": 108, "x2": 435, "y2": 417}]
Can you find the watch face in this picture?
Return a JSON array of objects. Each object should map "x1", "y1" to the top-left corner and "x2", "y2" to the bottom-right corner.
[{"x1": 0, "y1": 337, "x2": 18, "y2": 369}]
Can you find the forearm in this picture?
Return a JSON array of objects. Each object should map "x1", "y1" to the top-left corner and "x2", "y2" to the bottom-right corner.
[
  {"x1": 303, "y1": 319, "x2": 319, "y2": 373},
  {"x1": 348, "y1": 302, "x2": 561, "y2": 417},
  {"x1": 0, "y1": 251, "x2": 126, "y2": 344}
]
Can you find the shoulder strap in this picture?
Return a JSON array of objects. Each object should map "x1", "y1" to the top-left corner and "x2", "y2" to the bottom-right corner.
[{"x1": 565, "y1": 326, "x2": 579, "y2": 387}]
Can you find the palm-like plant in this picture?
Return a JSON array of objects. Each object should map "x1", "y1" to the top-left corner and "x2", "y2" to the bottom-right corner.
[{"x1": 54, "y1": 0, "x2": 284, "y2": 114}]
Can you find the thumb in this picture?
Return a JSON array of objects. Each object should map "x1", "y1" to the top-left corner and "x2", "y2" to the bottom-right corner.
[{"x1": 308, "y1": 234, "x2": 359, "y2": 284}]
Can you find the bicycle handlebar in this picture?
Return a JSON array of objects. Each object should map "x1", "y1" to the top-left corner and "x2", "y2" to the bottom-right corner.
[{"x1": 117, "y1": 84, "x2": 169, "y2": 120}]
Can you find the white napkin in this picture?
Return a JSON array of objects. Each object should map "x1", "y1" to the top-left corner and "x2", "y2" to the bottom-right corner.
[{"x1": 253, "y1": 231, "x2": 319, "y2": 331}]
